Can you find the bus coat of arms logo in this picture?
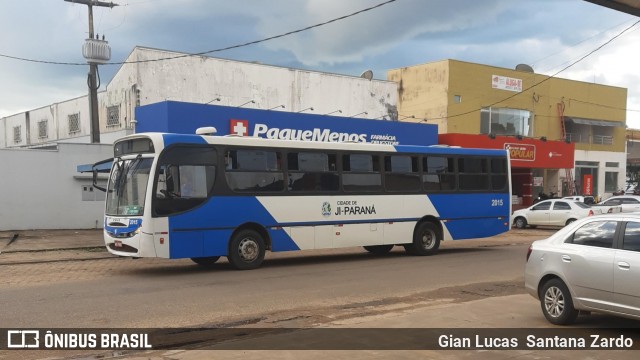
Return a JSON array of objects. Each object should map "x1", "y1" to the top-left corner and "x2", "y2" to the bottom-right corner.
[{"x1": 321, "y1": 202, "x2": 331, "y2": 217}]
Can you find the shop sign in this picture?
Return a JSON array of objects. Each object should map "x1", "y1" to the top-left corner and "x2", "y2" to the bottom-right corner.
[
  {"x1": 492, "y1": 75, "x2": 523, "y2": 92},
  {"x1": 505, "y1": 143, "x2": 535, "y2": 161},
  {"x1": 583, "y1": 175, "x2": 593, "y2": 195}
]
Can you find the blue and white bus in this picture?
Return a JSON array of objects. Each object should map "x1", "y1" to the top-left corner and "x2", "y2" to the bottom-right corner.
[{"x1": 94, "y1": 128, "x2": 511, "y2": 270}]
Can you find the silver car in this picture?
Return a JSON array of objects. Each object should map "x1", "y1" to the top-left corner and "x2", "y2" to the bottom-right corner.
[{"x1": 524, "y1": 214, "x2": 640, "y2": 325}]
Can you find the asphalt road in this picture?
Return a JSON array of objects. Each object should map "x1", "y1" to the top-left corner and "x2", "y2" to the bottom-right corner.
[
  {"x1": 2, "y1": 228, "x2": 639, "y2": 360},
  {"x1": 1, "y1": 233, "x2": 535, "y2": 328}
]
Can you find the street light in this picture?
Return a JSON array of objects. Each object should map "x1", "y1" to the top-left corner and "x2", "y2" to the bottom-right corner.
[
  {"x1": 206, "y1": 97, "x2": 221, "y2": 104},
  {"x1": 237, "y1": 100, "x2": 255, "y2": 107},
  {"x1": 269, "y1": 105, "x2": 285, "y2": 110},
  {"x1": 399, "y1": 115, "x2": 415, "y2": 120},
  {"x1": 325, "y1": 110, "x2": 342, "y2": 115},
  {"x1": 349, "y1": 111, "x2": 368, "y2": 118},
  {"x1": 297, "y1": 107, "x2": 314, "y2": 113}
]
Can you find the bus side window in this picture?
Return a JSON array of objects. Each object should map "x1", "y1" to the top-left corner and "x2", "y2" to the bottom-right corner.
[
  {"x1": 342, "y1": 154, "x2": 382, "y2": 192},
  {"x1": 225, "y1": 149, "x2": 284, "y2": 192}
]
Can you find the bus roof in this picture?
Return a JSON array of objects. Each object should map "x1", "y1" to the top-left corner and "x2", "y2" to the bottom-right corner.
[{"x1": 119, "y1": 132, "x2": 507, "y2": 156}]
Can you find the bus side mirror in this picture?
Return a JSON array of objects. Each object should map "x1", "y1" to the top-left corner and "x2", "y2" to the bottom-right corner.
[{"x1": 92, "y1": 158, "x2": 113, "y2": 192}]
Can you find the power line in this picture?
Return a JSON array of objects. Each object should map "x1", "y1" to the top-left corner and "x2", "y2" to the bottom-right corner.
[{"x1": 0, "y1": 0, "x2": 397, "y2": 66}]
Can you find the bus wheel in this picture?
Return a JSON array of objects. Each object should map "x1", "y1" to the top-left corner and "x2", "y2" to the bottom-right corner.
[
  {"x1": 363, "y1": 245, "x2": 394, "y2": 255},
  {"x1": 190, "y1": 256, "x2": 220, "y2": 267},
  {"x1": 228, "y1": 229, "x2": 265, "y2": 270},
  {"x1": 404, "y1": 222, "x2": 440, "y2": 256}
]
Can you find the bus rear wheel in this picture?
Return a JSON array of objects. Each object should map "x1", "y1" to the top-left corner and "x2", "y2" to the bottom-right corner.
[
  {"x1": 228, "y1": 229, "x2": 265, "y2": 270},
  {"x1": 190, "y1": 256, "x2": 220, "y2": 267},
  {"x1": 363, "y1": 245, "x2": 394, "y2": 255},
  {"x1": 404, "y1": 222, "x2": 440, "y2": 256}
]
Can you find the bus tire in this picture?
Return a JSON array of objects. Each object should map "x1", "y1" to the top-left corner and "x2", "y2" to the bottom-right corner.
[
  {"x1": 228, "y1": 229, "x2": 265, "y2": 270},
  {"x1": 190, "y1": 256, "x2": 221, "y2": 267},
  {"x1": 404, "y1": 222, "x2": 440, "y2": 256},
  {"x1": 363, "y1": 245, "x2": 394, "y2": 255}
]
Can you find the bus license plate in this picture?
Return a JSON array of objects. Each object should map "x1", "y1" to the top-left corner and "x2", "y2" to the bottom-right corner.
[{"x1": 114, "y1": 240, "x2": 122, "y2": 248}]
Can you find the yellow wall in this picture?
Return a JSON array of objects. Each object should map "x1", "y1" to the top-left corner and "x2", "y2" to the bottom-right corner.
[
  {"x1": 388, "y1": 59, "x2": 627, "y2": 153},
  {"x1": 387, "y1": 60, "x2": 450, "y2": 131}
]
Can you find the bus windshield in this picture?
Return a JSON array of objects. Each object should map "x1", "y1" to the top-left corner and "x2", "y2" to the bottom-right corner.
[{"x1": 106, "y1": 157, "x2": 153, "y2": 216}]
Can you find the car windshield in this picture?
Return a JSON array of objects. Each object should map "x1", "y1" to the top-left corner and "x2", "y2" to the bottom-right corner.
[
  {"x1": 574, "y1": 202, "x2": 590, "y2": 209},
  {"x1": 105, "y1": 157, "x2": 153, "y2": 216}
]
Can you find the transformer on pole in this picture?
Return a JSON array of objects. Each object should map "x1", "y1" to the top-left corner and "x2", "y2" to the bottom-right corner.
[{"x1": 64, "y1": 0, "x2": 118, "y2": 143}]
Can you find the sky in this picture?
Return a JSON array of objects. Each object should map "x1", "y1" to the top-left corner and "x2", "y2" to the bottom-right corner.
[{"x1": 1, "y1": 0, "x2": 639, "y2": 127}]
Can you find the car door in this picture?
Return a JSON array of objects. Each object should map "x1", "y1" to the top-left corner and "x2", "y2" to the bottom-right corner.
[
  {"x1": 619, "y1": 197, "x2": 640, "y2": 213},
  {"x1": 550, "y1": 201, "x2": 571, "y2": 226},
  {"x1": 560, "y1": 220, "x2": 617, "y2": 311},
  {"x1": 613, "y1": 221, "x2": 640, "y2": 316},
  {"x1": 528, "y1": 201, "x2": 551, "y2": 225}
]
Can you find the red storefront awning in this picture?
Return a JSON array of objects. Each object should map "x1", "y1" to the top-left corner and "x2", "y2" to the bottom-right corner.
[{"x1": 439, "y1": 133, "x2": 575, "y2": 169}]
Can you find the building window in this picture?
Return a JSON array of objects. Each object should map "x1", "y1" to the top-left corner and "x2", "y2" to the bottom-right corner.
[
  {"x1": 453, "y1": 95, "x2": 462, "y2": 103},
  {"x1": 605, "y1": 171, "x2": 618, "y2": 192},
  {"x1": 38, "y1": 119, "x2": 48, "y2": 139},
  {"x1": 107, "y1": 105, "x2": 120, "y2": 126},
  {"x1": 605, "y1": 162, "x2": 619, "y2": 168},
  {"x1": 68, "y1": 113, "x2": 80, "y2": 133},
  {"x1": 13, "y1": 126, "x2": 21, "y2": 144},
  {"x1": 480, "y1": 107, "x2": 532, "y2": 136}
]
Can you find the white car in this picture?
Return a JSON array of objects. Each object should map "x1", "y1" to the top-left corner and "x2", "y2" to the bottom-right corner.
[
  {"x1": 562, "y1": 195, "x2": 595, "y2": 205},
  {"x1": 597, "y1": 195, "x2": 640, "y2": 213},
  {"x1": 512, "y1": 199, "x2": 597, "y2": 229},
  {"x1": 525, "y1": 214, "x2": 640, "y2": 324}
]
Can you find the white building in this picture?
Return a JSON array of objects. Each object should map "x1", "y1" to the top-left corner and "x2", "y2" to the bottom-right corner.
[
  {"x1": 0, "y1": 46, "x2": 398, "y2": 230},
  {"x1": 1, "y1": 46, "x2": 399, "y2": 150}
]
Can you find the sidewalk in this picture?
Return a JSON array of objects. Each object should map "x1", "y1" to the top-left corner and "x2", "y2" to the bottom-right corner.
[{"x1": 0, "y1": 229, "x2": 109, "y2": 265}]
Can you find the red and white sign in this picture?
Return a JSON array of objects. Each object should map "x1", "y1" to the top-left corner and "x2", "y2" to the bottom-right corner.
[
  {"x1": 583, "y1": 174, "x2": 593, "y2": 195},
  {"x1": 492, "y1": 75, "x2": 522, "y2": 92},
  {"x1": 230, "y1": 119, "x2": 249, "y2": 136}
]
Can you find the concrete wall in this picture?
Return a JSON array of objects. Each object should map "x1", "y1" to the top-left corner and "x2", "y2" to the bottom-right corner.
[
  {"x1": 118, "y1": 47, "x2": 398, "y2": 121},
  {"x1": 2, "y1": 112, "x2": 28, "y2": 147},
  {"x1": 0, "y1": 143, "x2": 112, "y2": 231},
  {"x1": 387, "y1": 60, "x2": 449, "y2": 132}
]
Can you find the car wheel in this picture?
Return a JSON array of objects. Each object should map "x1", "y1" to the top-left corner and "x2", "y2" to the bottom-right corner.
[
  {"x1": 514, "y1": 217, "x2": 527, "y2": 229},
  {"x1": 404, "y1": 222, "x2": 440, "y2": 256},
  {"x1": 363, "y1": 245, "x2": 394, "y2": 255},
  {"x1": 540, "y1": 278, "x2": 579, "y2": 325},
  {"x1": 190, "y1": 256, "x2": 221, "y2": 267},
  {"x1": 228, "y1": 229, "x2": 265, "y2": 270},
  {"x1": 565, "y1": 218, "x2": 576, "y2": 226}
]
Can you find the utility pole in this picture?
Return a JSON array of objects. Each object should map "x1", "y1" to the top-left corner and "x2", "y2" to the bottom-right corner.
[{"x1": 64, "y1": 0, "x2": 118, "y2": 143}]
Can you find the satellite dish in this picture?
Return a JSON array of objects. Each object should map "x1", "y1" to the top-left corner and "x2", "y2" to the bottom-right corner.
[
  {"x1": 360, "y1": 70, "x2": 373, "y2": 80},
  {"x1": 515, "y1": 64, "x2": 534, "y2": 73}
]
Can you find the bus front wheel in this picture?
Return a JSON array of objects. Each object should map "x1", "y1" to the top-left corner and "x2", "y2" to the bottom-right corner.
[
  {"x1": 228, "y1": 229, "x2": 265, "y2": 270},
  {"x1": 405, "y1": 222, "x2": 440, "y2": 256}
]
